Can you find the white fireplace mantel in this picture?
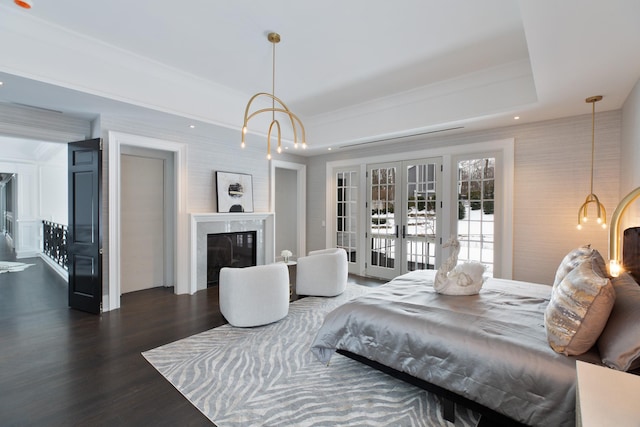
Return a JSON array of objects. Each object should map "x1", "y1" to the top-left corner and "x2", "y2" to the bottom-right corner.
[{"x1": 189, "y1": 212, "x2": 275, "y2": 293}]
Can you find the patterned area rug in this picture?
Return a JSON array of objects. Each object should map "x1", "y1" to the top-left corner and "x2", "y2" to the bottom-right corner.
[
  {"x1": 143, "y1": 284, "x2": 480, "y2": 426},
  {"x1": 0, "y1": 261, "x2": 35, "y2": 274}
]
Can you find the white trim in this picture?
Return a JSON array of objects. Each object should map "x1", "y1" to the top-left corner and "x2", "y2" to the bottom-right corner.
[
  {"x1": 107, "y1": 131, "x2": 188, "y2": 311},
  {"x1": 270, "y1": 160, "x2": 307, "y2": 258},
  {"x1": 502, "y1": 142, "x2": 515, "y2": 279},
  {"x1": 325, "y1": 138, "x2": 515, "y2": 279},
  {"x1": 39, "y1": 253, "x2": 69, "y2": 282},
  {"x1": 189, "y1": 212, "x2": 275, "y2": 292}
]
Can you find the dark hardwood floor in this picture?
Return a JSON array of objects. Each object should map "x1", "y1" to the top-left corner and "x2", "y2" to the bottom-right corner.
[{"x1": 0, "y1": 238, "x2": 385, "y2": 426}]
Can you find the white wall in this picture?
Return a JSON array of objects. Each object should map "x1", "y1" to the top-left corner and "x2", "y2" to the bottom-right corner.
[
  {"x1": 0, "y1": 159, "x2": 40, "y2": 257},
  {"x1": 307, "y1": 111, "x2": 621, "y2": 285},
  {"x1": 39, "y1": 143, "x2": 68, "y2": 224}
]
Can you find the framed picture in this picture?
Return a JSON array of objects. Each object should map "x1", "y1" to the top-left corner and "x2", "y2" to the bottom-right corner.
[{"x1": 216, "y1": 171, "x2": 254, "y2": 213}]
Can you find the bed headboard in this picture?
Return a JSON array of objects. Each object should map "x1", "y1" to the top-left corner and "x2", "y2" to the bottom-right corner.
[{"x1": 623, "y1": 227, "x2": 640, "y2": 283}]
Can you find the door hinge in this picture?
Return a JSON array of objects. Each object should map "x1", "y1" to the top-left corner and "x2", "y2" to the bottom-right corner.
[
  {"x1": 365, "y1": 232, "x2": 368, "y2": 238},
  {"x1": 440, "y1": 237, "x2": 442, "y2": 244},
  {"x1": 99, "y1": 138, "x2": 104, "y2": 151},
  {"x1": 99, "y1": 248, "x2": 104, "y2": 255},
  {"x1": 440, "y1": 164, "x2": 443, "y2": 172},
  {"x1": 440, "y1": 201, "x2": 443, "y2": 208}
]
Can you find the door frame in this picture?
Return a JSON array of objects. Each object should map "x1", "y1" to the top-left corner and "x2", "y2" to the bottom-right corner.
[
  {"x1": 326, "y1": 138, "x2": 514, "y2": 279},
  {"x1": 270, "y1": 160, "x2": 306, "y2": 259},
  {"x1": 107, "y1": 131, "x2": 188, "y2": 311},
  {"x1": 366, "y1": 158, "x2": 443, "y2": 280}
]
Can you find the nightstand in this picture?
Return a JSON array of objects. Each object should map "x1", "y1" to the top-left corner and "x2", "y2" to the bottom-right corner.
[{"x1": 576, "y1": 360, "x2": 640, "y2": 427}]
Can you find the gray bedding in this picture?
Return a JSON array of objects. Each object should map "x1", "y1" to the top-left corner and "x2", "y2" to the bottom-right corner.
[{"x1": 310, "y1": 270, "x2": 601, "y2": 426}]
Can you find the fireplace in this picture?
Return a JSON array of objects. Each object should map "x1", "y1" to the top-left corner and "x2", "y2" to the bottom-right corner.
[
  {"x1": 190, "y1": 212, "x2": 275, "y2": 292},
  {"x1": 207, "y1": 231, "x2": 257, "y2": 286}
]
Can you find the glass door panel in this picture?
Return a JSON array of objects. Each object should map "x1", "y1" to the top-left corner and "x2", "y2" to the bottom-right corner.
[
  {"x1": 336, "y1": 170, "x2": 358, "y2": 265},
  {"x1": 367, "y1": 158, "x2": 441, "y2": 280},
  {"x1": 367, "y1": 164, "x2": 400, "y2": 279},
  {"x1": 403, "y1": 160, "x2": 440, "y2": 272},
  {"x1": 457, "y1": 157, "x2": 495, "y2": 276}
]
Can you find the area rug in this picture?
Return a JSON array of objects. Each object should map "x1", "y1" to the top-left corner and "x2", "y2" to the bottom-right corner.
[
  {"x1": 142, "y1": 284, "x2": 480, "y2": 426},
  {"x1": 0, "y1": 261, "x2": 35, "y2": 274}
]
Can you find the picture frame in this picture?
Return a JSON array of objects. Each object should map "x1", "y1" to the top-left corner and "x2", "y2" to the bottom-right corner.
[{"x1": 216, "y1": 171, "x2": 254, "y2": 213}]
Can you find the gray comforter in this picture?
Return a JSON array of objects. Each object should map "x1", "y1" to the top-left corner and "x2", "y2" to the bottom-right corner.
[{"x1": 310, "y1": 270, "x2": 601, "y2": 426}]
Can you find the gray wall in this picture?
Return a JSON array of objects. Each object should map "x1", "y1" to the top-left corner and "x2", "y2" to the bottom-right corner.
[
  {"x1": 621, "y1": 78, "x2": 640, "y2": 227},
  {"x1": 306, "y1": 110, "x2": 622, "y2": 285}
]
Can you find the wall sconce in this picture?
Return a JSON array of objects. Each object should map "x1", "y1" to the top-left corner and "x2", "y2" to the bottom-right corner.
[{"x1": 608, "y1": 186, "x2": 640, "y2": 277}]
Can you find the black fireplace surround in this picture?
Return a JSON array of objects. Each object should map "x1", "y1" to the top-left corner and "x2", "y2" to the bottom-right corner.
[{"x1": 207, "y1": 231, "x2": 257, "y2": 286}]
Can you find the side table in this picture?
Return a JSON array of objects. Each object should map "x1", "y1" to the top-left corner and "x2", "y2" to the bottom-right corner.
[{"x1": 283, "y1": 261, "x2": 297, "y2": 300}]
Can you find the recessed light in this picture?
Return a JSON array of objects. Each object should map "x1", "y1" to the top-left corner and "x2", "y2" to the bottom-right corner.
[
  {"x1": 0, "y1": 81, "x2": 3, "y2": 86},
  {"x1": 514, "y1": 116, "x2": 520, "y2": 120},
  {"x1": 189, "y1": 124, "x2": 195, "y2": 129},
  {"x1": 328, "y1": 147, "x2": 332, "y2": 151},
  {"x1": 15, "y1": 0, "x2": 32, "y2": 9}
]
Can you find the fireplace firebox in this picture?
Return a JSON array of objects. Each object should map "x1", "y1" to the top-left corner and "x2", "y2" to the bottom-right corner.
[{"x1": 207, "y1": 231, "x2": 257, "y2": 286}]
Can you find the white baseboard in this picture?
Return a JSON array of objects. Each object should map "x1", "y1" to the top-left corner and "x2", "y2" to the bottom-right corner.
[{"x1": 39, "y1": 254, "x2": 69, "y2": 282}]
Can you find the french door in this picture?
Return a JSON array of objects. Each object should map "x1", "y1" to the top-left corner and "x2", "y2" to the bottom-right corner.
[{"x1": 367, "y1": 158, "x2": 442, "y2": 280}]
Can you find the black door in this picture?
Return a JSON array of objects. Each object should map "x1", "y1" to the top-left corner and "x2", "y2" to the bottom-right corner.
[{"x1": 68, "y1": 138, "x2": 102, "y2": 314}]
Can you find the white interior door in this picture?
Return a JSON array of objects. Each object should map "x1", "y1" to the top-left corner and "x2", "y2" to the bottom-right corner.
[
  {"x1": 121, "y1": 155, "x2": 165, "y2": 293},
  {"x1": 274, "y1": 167, "x2": 298, "y2": 259}
]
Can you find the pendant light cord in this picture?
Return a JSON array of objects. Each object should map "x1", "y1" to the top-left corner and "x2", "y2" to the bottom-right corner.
[
  {"x1": 271, "y1": 38, "x2": 276, "y2": 122},
  {"x1": 590, "y1": 100, "x2": 595, "y2": 194}
]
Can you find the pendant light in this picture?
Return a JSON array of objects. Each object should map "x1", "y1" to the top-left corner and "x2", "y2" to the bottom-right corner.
[
  {"x1": 577, "y1": 95, "x2": 606, "y2": 230},
  {"x1": 241, "y1": 32, "x2": 307, "y2": 160}
]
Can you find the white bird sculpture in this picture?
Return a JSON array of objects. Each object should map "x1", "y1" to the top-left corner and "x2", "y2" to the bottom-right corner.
[{"x1": 434, "y1": 236, "x2": 486, "y2": 295}]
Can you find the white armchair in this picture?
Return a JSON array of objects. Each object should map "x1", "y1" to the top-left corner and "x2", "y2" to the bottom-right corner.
[
  {"x1": 219, "y1": 263, "x2": 289, "y2": 327},
  {"x1": 296, "y1": 248, "x2": 348, "y2": 297}
]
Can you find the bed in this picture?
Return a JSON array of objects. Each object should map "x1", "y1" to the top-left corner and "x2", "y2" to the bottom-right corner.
[{"x1": 311, "y1": 262, "x2": 640, "y2": 426}]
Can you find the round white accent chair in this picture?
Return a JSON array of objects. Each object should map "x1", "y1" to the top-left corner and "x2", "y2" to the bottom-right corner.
[
  {"x1": 219, "y1": 263, "x2": 290, "y2": 327},
  {"x1": 296, "y1": 248, "x2": 348, "y2": 297}
]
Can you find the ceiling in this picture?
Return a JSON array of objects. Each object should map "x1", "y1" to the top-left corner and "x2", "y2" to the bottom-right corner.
[{"x1": 0, "y1": 0, "x2": 639, "y2": 155}]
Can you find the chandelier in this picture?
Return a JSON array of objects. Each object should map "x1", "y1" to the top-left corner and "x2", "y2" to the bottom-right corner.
[
  {"x1": 241, "y1": 32, "x2": 306, "y2": 160},
  {"x1": 577, "y1": 95, "x2": 606, "y2": 230}
]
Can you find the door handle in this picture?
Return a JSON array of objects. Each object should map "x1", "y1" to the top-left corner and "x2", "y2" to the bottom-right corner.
[
  {"x1": 402, "y1": 225, "x2": 406, "y2": 239},
  {"x1": 395, "y1": 225, "x2": 399, "y2": 238}
]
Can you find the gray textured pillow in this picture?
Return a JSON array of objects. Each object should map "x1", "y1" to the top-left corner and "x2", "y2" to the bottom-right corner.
[
  {"x1": 591, "y1": 249, "x2": 610, "y2": 279},
  {"x1": 553, "y1": 245, "x2": 595, "y2": 289},
  {"x1": 597, "y1": 273, "x2": 640, "y2": 371},
  {"x1": 545, "y1": 259, "x2": 615, "y2": 355}
]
